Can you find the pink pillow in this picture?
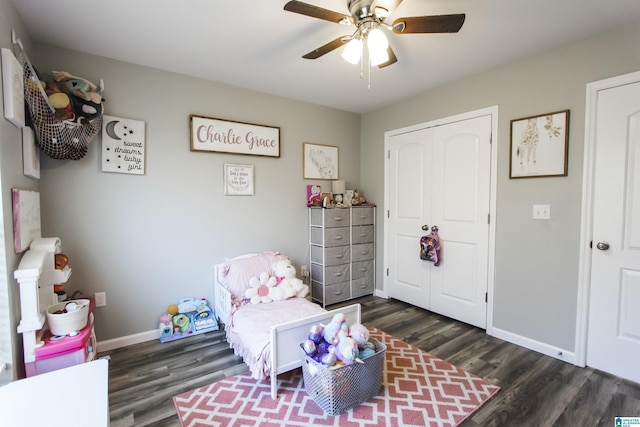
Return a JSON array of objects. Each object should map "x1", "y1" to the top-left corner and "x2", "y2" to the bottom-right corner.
[{"x1": 222, "y1": 252, "x2": 289, "y2": 299}]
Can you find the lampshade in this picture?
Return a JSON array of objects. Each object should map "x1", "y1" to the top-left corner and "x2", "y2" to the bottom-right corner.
[
  {"x1": 367, "y1": 28, "x2": 389, "y2": 66},
  {"x1": 342, "y1": 38, "x2": 363, "y2": 65},
  {"x1": 332, "y1": 180, "x2": 346, "y2": 194}
]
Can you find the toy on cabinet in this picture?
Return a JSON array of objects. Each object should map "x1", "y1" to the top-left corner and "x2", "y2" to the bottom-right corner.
[{"x1": 159, "y1": 298, "x2": 218, "y2": 343}]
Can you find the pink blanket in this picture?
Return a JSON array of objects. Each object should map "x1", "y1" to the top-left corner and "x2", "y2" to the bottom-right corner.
[{"x1": 226, "y1": 298, "x2": 325, "y2": 380}]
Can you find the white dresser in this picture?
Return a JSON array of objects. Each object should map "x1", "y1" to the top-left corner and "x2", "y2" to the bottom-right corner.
[{"x1": 309, "y1": 206, "x2": 375, "y2": 307}]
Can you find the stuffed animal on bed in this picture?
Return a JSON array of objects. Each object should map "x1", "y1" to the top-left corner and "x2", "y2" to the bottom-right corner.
[
  {"x1": 245, "y1": 271, "x2": 284, "y2": 304},
  {"x1": 272, "y1": 259, "x2": 309, "y2": 299}
]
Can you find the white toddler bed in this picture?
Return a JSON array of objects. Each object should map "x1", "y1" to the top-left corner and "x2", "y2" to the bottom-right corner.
[{"x1": 214, "y1": 252, "x2": 361, "y2": 399}]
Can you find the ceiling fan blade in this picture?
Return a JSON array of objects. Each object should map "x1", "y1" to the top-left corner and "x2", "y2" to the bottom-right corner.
[
  {"x1": 302, "y1": 36, "x2": 348, "y2": 60},
  {"x1": 284, "y1": 0, "x2": 352, "y2": 24},
  {"x1": 392, "y1": 14, "x2": 466, "y2": 34},
  {"x1": 377, "y1": 45, "x2": 398, "y2": 68}
]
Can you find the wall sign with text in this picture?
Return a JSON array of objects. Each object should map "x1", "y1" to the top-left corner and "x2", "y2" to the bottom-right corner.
[
  {"x1": 102, "y1": 115, "x2": 146, "y2": 175},
  {"x1": 190, "y1": 115, "x2": 280, "y2": 157},
  {"x1": 224, "y1": 164, "x2": 254, "y2": 196}
]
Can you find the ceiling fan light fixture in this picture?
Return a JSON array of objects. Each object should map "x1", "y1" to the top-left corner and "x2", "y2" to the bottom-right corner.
[
  {"x1": 374, "y1": 6, "x2": 389, "y2": 18},
  {"x1": 367, "y1": 27, "x2": 389, "y2": 66},
  {"x1": 342, "y1": 37, "x2": 363, "y2": 64}
]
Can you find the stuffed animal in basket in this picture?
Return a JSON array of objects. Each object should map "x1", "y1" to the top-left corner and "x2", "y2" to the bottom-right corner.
[
  {"x1": 323, "y1": 312, "x2": 349, "y2": 345},
  {"x1": 272, "y1": 259, "x2": 309, "y2": 299}
]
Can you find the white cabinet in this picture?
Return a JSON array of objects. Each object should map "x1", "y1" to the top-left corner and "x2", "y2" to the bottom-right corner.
[{"x1": 309, "y1": 206, "x2": 375, "y2": 307}]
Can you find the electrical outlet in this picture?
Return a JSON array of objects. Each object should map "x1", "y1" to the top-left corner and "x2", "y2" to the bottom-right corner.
[
  {"x1": 95, "y1": 291, "x2": 106, "y2": 307},
  {"x1": 300, "y1": 265, "x2": 309, "y2": 278}
]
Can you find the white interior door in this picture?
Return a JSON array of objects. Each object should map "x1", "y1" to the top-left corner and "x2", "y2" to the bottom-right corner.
[
  {"x1": 587, "y1": 80, "x2": 640, "y2": 383},
  {"x1": 387, "y1": 115, "x2": 492, "y2": 328},
  {"x1": 387, "y1": 129, "x2": 432, "y2": 309}
]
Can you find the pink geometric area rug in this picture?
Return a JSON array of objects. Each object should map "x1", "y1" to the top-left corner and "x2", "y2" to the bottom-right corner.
[{"x1": 173, "y1": 328, "x2": 500, "y2": 427}]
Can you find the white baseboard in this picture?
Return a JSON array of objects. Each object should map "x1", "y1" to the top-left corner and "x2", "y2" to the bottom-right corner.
[
  {"x1": 489, "y1": 326, "x2": 577, "y2": 365},
  {"x1": 97, "y1": 329, "x2": 159, "y2": 353},
  {"x1": 374, "y1": 289, "x2": 387, "y2": 299}
]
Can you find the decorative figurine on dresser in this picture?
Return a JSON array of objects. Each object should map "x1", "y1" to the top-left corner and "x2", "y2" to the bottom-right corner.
[{"x1": 309, "y1": 205, "x2": 375, "y2": 307}]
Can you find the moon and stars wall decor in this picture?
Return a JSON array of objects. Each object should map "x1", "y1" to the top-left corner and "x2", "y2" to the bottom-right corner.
[{"x1": 101, "y1": 115, "x2": 146, "y2": 175}]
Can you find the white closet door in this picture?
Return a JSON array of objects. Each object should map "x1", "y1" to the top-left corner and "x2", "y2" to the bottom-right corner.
[{"x1": 387, "y1": 115, "x2": 492, "y2": 328}]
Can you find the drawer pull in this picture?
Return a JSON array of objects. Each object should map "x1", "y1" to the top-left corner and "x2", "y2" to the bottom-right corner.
[
  {"x1": 334, "y1": 290, "x2": 343, "y2": 295},
  {"x1": 359, "y1": 267, "x2": 367, "y2": 272},
  {"x1": 333, "y1": 272, "x2": 343, "y2": 277},
  {"x1": 334, "y1": 254, "x2": 344, "y2": 258},
  {"x1": 333, "y1": 217, "x2": 343, "y2": 221},
  {"x1": 335, "y1": 236, "x2": 343, "y2": 240},
  {"x1": 359, "y1": 233, "x2": 367, "y2": 237}
]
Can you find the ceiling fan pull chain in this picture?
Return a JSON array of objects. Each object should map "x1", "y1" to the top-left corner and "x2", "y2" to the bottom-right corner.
[{"x1": 367, "y1": 57, "x2": 372, "y2": 90}]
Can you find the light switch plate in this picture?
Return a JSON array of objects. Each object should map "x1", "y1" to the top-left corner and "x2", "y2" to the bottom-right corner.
[{"x1": 533, "y1": 204, "x2": 551, "y2": 219}]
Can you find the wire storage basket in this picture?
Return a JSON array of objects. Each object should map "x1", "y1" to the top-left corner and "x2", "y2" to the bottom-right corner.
[
  {"x1": 15, "y1": 45, "x2": 102, "y2": 161},
  {"x1": 300, "y1": 338, "x2": 386, "y2": 415}
]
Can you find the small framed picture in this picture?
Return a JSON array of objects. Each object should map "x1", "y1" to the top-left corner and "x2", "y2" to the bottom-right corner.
[
  {"x1": 510, "y1": 110, "x2": 570, "y2": 178},
  {"x1": 1, "y1": 48, "x2": 25, "y2": 128},
  {"x1": 303, "y1": 142, "x2": 338, "y2": 180},
  {"x1": 224, "y1": 164, "x2": 254, "y2": 195},
  {"x1": 22, "y1": 127, "x2": 40, "y2": 179}
]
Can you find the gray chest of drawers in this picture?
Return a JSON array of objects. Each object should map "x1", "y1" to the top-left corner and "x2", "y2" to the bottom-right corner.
[{"x1": 309, "y1": 206, "x2": 375, "y2": 307}]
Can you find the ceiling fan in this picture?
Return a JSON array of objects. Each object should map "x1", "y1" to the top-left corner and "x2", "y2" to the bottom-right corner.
[{"x1": 283, "y1": 0, "x2": 465, "y2": 68}]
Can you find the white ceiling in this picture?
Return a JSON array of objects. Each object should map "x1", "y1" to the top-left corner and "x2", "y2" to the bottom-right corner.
[{"x1": 11, "y1": 0, "x2": 640, "y2": 114}]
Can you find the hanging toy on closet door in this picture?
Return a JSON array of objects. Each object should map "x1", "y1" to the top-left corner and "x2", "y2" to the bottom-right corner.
[{"x1": 420, "y1": 226, "x2": 441, "y2": 266}]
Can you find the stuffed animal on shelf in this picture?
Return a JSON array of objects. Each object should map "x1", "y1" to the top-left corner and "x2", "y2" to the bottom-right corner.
[
  {"x1": 245, "y1": 271, "x2": 283, "y2": 304},
  {"x1": 272, "y1": 259, "x2": 309, "y2": 299}
]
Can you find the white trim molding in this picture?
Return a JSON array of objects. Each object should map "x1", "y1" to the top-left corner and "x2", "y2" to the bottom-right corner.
[
  {"x1": 97, "y1": 330, "x2": 159, "y2": 353},
  {"x1": 491, "y1": 327, "x2": 577, "y2": 365}
]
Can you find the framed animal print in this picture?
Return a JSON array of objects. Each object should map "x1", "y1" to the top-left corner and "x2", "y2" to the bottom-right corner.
[
  {"x1": 509, "y1": 110, "x2": 570, "y2": 178},
  {"x1": 303, "y1": 142, "x2": 339, "y2": 180}
]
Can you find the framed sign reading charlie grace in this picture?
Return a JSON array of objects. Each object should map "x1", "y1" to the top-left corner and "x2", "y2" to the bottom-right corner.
[{"x1": 190, "y1": 115, "x2": 280, "y2": 157}]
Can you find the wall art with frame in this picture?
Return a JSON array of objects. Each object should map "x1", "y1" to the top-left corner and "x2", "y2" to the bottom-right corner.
[
  {"x1": 510, "y1": 110, "x2": 570, "y2": 178},
  {"x1": 303, "y1": 142, "x2": 338, "y2": 180},
  {"x1": 224, "y1": 164, "x2": 254, "y2": 195}
]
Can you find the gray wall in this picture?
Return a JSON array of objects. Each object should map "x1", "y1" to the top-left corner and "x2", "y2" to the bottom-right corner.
[
  {"x1": 361, "y1": 21, "x2": 640, "y2": 351},
  {"x1": 0, "y1": 0, "x2": 37, "y2": 380},
  {"x1": 32, "y1": 45, "x2": 361, "y2": 342}
]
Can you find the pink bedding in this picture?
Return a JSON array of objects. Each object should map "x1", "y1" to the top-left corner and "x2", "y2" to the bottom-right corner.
[{"x1": 226, "y1": 298, "x2": 325, "y2": 380}]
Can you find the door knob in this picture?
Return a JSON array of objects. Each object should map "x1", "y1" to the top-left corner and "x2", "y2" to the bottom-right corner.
[{"x1": 596, "y1": 242, "x2": 610, "y2": 251}]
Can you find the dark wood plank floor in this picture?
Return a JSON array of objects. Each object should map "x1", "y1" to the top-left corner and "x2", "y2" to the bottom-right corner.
[{"x1": 100, "y1": 295, "x2": 640, "y2": 426}]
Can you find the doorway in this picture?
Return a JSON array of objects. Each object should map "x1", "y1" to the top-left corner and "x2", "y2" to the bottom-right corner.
[
  {"x1": 383, "y1": 107, "x2": 498, "y2": 329},
  {"x1": 578, "y1": 71, "x2": 640, "y2": 383}
]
